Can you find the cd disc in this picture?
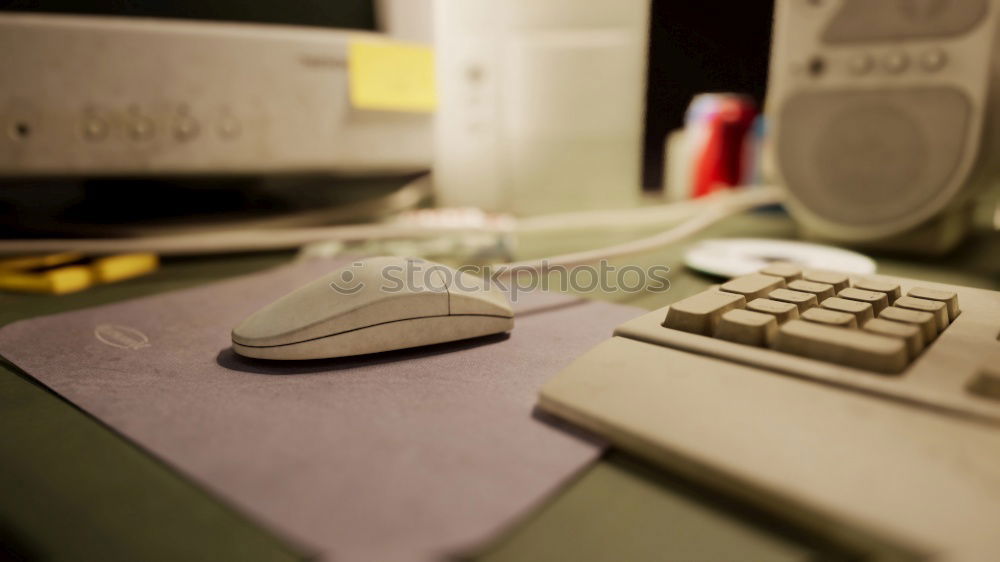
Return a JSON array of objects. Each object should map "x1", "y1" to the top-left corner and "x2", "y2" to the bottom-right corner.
[{"x1": 684, "y1": 238, "x2": 876, "y2": 278}]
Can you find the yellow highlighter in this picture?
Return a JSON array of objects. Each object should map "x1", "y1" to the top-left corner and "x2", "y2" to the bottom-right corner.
[
  {"x1": 0, "y1": 266, "x2": 95, "y2": 295},
  {"x1": 0, "y1": 253, "x2": 159, "y2": 295},
  {"x1": 0, "y1": 252, "x2": 85, "y2": 271},
  {"x1": 91, "y1": 253, "x2": 160, "y2": 284}
]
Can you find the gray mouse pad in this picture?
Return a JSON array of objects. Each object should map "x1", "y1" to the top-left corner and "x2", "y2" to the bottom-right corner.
[{"x1": 0, "y1": 258, "x2": 642, "y2": 561}]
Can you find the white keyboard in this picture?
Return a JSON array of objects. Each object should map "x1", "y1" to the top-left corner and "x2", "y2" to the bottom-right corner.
[{"x1": 539, "y1": 266, "x2": 1000, "y2": 561}]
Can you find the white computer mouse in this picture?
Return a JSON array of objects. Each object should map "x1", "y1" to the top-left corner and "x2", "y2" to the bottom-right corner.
[{"x1": 231, "y1": 256, "x2": 514, "y2": 360}]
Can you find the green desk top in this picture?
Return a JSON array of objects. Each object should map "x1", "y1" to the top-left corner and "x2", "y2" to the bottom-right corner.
[{"x1": 1, "y1": 215, "x2": 997, "y2": 562}]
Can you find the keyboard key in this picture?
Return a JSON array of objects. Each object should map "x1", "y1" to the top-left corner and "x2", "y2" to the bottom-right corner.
[
  {"x1": 864, "y1": 318, "x2": 924, "y2": 359},
  {"x1": 759, "y1": 262, "x2": 802, "y2": 282},
  {"x1": 720, "y1": 274, "x2": 786, "y2": 301},
  {"x1": 838, "y1": 287, "x2": 889, "y2": 315},
  {"x1": 803, "y1": 271, "x2": 849, "y2": 292},
  {"x1": 787, "y1": 280, "x2": 835, "y2": 302},
  {"x1": 716, "y1": 309, "x2": 778, "y2": 347},
  {"x1": 853, "y1": 279, "x2": 902, "y2": 304},
  {"x1": 907, "y1": 287, "x2": 960, "y2": 321},
  {"x1": 821, "y1": 297, "x2": 874, "y2": 326},
  {"x1": 747, "y1": 298, "x2": 800, "y2": 323},
  {"x1": 664, "y1": 290, "x2": 746, "y2": 336},
  {"x1": 767, "y1": 288, "x2": 818, "y2": 312},
  {"x1": 801, "y1": 307, "x2": 857, "y2": 328},
  {"x1": 880, "y1": 306, "x2": 937, "y2": 342},
  {"x1": 775, "y1": 320, "x2": 908, "y2": 373},
  {"x1": 894, "y1": 296, "x2": 949, "y2": 332}
]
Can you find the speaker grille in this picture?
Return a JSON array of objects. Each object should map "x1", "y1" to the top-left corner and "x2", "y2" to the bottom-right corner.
[{"x1": 777, "y1": 88, "x2": 971, "y2": 228}]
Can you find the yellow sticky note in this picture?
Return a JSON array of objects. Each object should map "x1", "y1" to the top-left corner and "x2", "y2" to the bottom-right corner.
[{"x1": 348, "y1": 39, "x2": 436, "y2": 112}]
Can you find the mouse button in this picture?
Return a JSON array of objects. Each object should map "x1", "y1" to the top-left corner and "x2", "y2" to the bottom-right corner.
[
  {"x1": 298, "y1": 289, "x2": 449, "y2": 341},
  {"x1": 448, "y1": 269, "x2": 513, "y2": 317},
  {"x1": 412, "y1": 263, "x2": 450, "y2": 294},
  {"x1": 231, "y1": 274, "x2": 350, "y2": 346},
  {"x1": 232, "y1": 257, "x2": 454, "y2": 347},
  {"x1": 364, "y1": 257, "x2": 449, "y2": 295},
  {"x1": 349, "y1": 287, "x2": 449, "y2": 326},
  {"x1": 233, "y1": 275, "x2": 450, "y2": 347}
]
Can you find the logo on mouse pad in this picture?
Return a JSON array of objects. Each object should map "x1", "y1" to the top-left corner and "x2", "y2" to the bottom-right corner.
[{"x1": 95, "y1": 324, "x2": 150, "y2": 350}]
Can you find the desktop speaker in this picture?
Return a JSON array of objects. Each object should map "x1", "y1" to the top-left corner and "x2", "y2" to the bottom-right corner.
[{"x1": 765, "y1": 0, "x2": 1000, "y2": 252}]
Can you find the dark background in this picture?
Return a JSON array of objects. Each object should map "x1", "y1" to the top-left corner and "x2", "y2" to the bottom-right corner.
[
  {"x1": 1, "y1": 0, "x2": 775, "y2": 190},
  {"x1": 0, "y1": 0, "x2": 378, "y2": 29},
  {"x1": 643, "y1": 1, "x2": 775, "y2": 188}
]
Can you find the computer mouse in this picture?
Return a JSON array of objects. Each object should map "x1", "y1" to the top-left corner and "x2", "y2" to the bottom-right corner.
[{"x1": 231, "y1": 256, "x2": 514, "y2": 360}]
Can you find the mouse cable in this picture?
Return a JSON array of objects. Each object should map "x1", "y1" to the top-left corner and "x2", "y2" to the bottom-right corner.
[{"x1": 492, "y1": 186, "x2": 785, "y2": 278}]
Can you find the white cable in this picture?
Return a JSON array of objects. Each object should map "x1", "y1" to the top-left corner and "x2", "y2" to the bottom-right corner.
[
  {"x1": 494, "y1": 186, "x2": 785, "y2": 277},
  {"x1": 516, "y1": 196, "x2": 722, "y2": 233}
]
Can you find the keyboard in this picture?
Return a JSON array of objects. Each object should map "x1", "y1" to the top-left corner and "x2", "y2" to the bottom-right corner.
[{"x1": 539, "y1": 266, "x2": 1000, "y2": 561}]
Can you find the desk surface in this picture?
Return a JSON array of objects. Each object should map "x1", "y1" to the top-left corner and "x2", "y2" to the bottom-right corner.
[{"x1": 1, "y1": 213, "x2": 997, "y2": 561}]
